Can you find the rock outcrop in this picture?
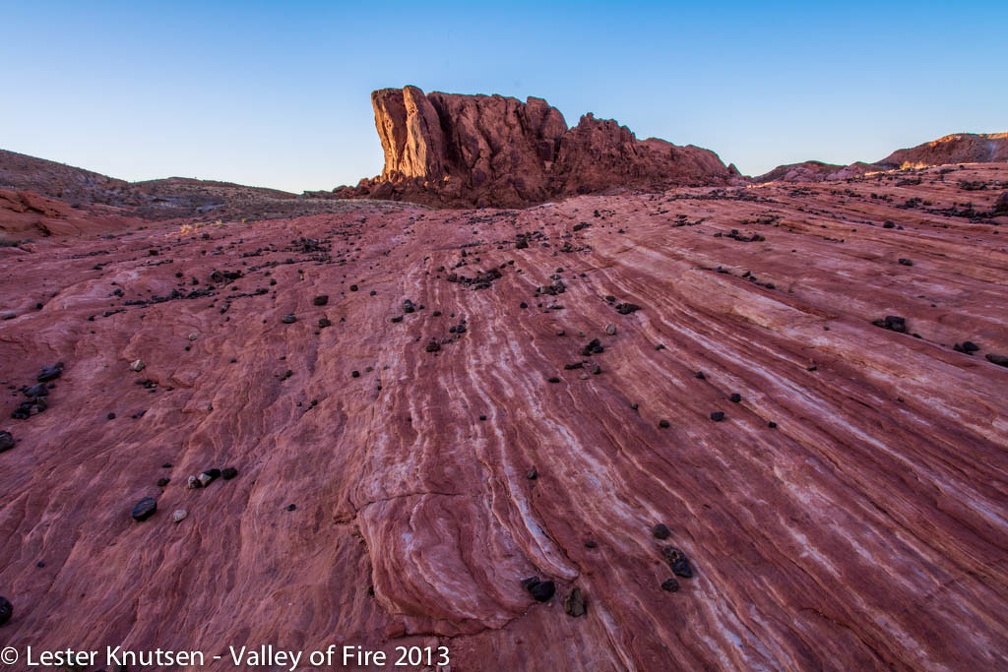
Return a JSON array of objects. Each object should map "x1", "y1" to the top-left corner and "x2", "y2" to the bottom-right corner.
[
  {"x1": 756, "y1": 133, "x2": 1008, "y2": 185},
  {"x1": 342, "y1": 86, "x2": 735, "y2": 206},
  {"x1": 877, "y1": 132, "x2": 1008, "y2": 168}
]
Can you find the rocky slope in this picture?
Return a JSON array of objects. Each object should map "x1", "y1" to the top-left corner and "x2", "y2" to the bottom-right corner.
[
  {"x1": 756, "y1": 133, "x2": 1008, "y2": 184},
  {"x1": 339, "y1": 86, "x2": 736, "y2": 207},
  {"x1": 1, "y1": 162, "x2": 1006, "y2": 671}
]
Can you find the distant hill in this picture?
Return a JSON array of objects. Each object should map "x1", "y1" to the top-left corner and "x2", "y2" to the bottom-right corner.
[{"x1": 754, "y1": 133, "x2": 1008, "y2": 184}]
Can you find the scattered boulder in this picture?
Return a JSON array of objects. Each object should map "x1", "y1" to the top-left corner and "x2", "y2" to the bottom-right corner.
[
  {"x1": 564, "y1": 588, "x2": 587, "y2": 617},
  {"x1": 129, "y1": 359, "x2": 145, "y2": 372},
  {"x1": 36, "y1": 363, "x2": 64, "y2": 382},
  {"x1": 221, "y1": 467, "x2": 238, "y2": 480},
  {"x1": 0, "y1": 430, "x2": 14, "y2": 453},
  {"x1": 986, "y1": 353, "x2": 1008, "y2": 367},
  {"x1": 581, "y1": 338, "x2": 604, "y2": 356},
  {"x1": 425, "y1": 340, "x2": 441, "y2": 353},
  {"x1": 522, "y1": 576, "x2": 556, "y2": 602},
  {"x1": 313, "y1": 295, "x2": 329, "y2": 306},
  {"x1": 662, "y1": 546, "x2": 695, "y2": 578},
  {"x1": 710, "y1": 411, "x2": 726, "y2": 422},
  {"x1": 615, "y1": 302, "x2": 641, "y2": 315},
  {"x1": 281, "y1": 314, "x2": 297, "y2": 324},
  {"x1": 187, "y1": 475, "x2": 202, "y2": 489},
  {"x1": 527, "y1": 468, "x2": 538, "y2": 480},
  {"x1": 898, "y1": 258, "x2": 914, "y2": 266},
  {"x1": 172, "y1": 509, "x2": 188, "y2": 524},
  {"x1": 729, "y1": 393, "x2": 742, "y2": 403},
  {"x1": 604, "y1": 323, "x2": 617, "y2": 336},
  {"x1": 0, "y1": 595, "x2": 11, "y2": 625},
  {"x1": 953, "y1": 341, "x2": 980, "y2": 354},
  {"x1": 652, "y1": 523, "x2": 671, "y2": 539},
  {"x1": 661, "y1": 578, "x2": 680, "y2": 592},
  {"x1": 873, "y1": 315, "x2": 907, "y2": 333},
  {"x1": 131, "y1": 496, "x2": 158, "y2": 522}
]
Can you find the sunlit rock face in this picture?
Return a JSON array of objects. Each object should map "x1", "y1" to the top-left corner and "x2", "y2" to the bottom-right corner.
[
  {"x1": 1, "y1": 161, "x2": 1007, "y2": 670},
  {"x1": 353, "y1": 86, "x2": 735, "y2": 207}
]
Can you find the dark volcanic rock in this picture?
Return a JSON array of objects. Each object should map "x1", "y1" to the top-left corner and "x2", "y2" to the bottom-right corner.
[
  {"x1": 652, "y1": 523, "x2": 672, "y2": 540},
  {"x1": 662, "y1": 546, "x2": 695, "y2": 578},
  {"x1": 37, "y1": 363, "x2": 64, "y2": 382},
  {"x1": 661, "y1": 578, "x2": 681, "y2": 592},
  {"x1": 873, "y1": 315, "x2": 908, "y2": 333},
  {"x1": 131, "y1": 497, "x2": 158, "y2": 522},
  {"x1": 0, "y1": 430, "x2": 14, "y2": 453},
  {"x1": 522, "y1": 576, "x2": 556, "y2": 603},
  {"x1": 0, "y1": 595, "x2": 11, "y2": 625}
]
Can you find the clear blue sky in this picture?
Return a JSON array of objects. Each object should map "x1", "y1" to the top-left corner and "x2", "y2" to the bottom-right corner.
[{"x1": 2, "y1": 1, "x2": 1005, "y2": 192}]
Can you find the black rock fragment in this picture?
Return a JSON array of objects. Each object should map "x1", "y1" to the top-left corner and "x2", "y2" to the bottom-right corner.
[
  {"x1": 131, "y1": 497, "x2": 158, "y2": 522},
  {"x1": 0, "y1": 595, "x2": 11, "y2": 625},
  {"x1": 313, "y1": 295, "x2": 329, "y2": 306},
  {"x1": 0, "y1": 430, "x2": 13, "y2": 453},
  {"x1": 873, "y1": 315, "x2": 907, "y2": 333},
  {"x1": 661, "y1": 578, "x2": 680, "y2": 592},
  {"x1": 221, "y1": 467, "x2": 238, "y2": 480},
  {"x1": 710, "y1": 411, "x2": 726, "y2": 422},
  {"x1": 522, "y1": 576, "x2": 556, "y2": 602},
  {"x1": 37, "y1": 363, "x2": 64, "y2": 382},
  {"x1": 615, "y1": 302, "x2": 641, "y2": 315},
  {"x1": 652, "y1": 523, "x2": 671, "y2": 539},
  {"x1": 987, "y1": 353, "x2": 1008, "y2": 367},
  {"x1": 662, "y1": 546, "x2": 694, "y2": 578}
]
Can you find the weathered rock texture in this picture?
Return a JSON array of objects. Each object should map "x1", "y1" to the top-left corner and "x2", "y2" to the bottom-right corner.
[
  {"x1": 1, "y1": 161, "x2": 1007, "y2": 670},
  {"x1": 343, "y1": 86, "x2": 736, "y2": 207}
]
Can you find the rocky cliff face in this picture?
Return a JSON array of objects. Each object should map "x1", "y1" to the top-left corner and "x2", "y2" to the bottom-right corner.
[{"x1": 344, "y1": 86, "x2": 735, "y2": 206}]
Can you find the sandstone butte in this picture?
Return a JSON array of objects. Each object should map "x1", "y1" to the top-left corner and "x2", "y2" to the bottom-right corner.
[
  {"x1": 0, "y1": 91, "x2": 1007, "y2": 671},
  {"x1": 335, "y1": 86, "x2": 738, "y2": 207}
]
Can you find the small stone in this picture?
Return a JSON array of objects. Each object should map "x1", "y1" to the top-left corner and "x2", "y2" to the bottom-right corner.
[
  {"x1": 604, "y1": 323, "x2": 617, "y2": 335},
  {"x1": 986, "y1": 353, "x2": 1008, "y2": 367},
  {"x1": 156, "y1": 477, "x2": 170, "y2": 487},
  {"x1": 768, "y1": 421, "x2": 778, "y2": 429},
  {"x1": 107, "y1": 412, "x2": 116, "y2": 420},
  {"x1": 873, "y1": 315, "x2": 907, "y2": 333},
  {"x1": 425, "y1": 340, "x2": 441, "y2": 353},
  {"x1": 318, "y1": 317, "x2": 332, "y2": 328},
  {"x1": 221, "y1": 467, "x2": 238, "y2": 480},
  {"x1": 0, "y1": 595, "x2": 11, "y2": 625},
  {"x1": 131, "y1": 496, "x2": 157, "y2": 521},
  {"x1": 0, "y1": 430, "x2": 13, "y2": 453},
  {"x1": 584, "y1": 540, "x2": 598, "y2": 548},
  {"x1": 661, "y1": 578, "x2": 680, "y2": 592},
  {"x1": 349, "y1": 284, "x2": 358, "y2": 292},
  {"x1": 286, "y1": 503, "x2": 297, "y2": 511},
  {"x1": 695, "y1": 371, "x2": 706, "y2": 380},
  {"x1": 281, "y1": 314, "x2": 297, "y2": 324},
  {"x1": 563, "y1": 587, "x2": 587, "y2": 617},
  {"x1": 652, "y1": 523, "x2": 671, "y2": 539},
  {"x1": 187, "y1": 475, "x2": 202, "y2": 489},
  {"x1": 658, "y1": 419, "x2": 670, "y2": 428},
  {"x1": 36, "y1": 363, "x2": 63, "y2": 382},
  {"x1": 197, "y1": 471, "x2": 215, "y2": 487},
  {"x1": 172, "y1": 509, "x2": 188, "y2": 524},
  {"x1": 521, "y1": 576, "x2": 555, "y2": 602},
  {"x1": 615, "y1": 302, "x2": 641, "y2": 315},
  {"x1": 129, "y1": 359, "x2": 145, "y2": 372},
  {"x1": 662, "y1": 546, "x2": 694, "y2": 578},
  {"x1": 527, "y1": 468, "x2": 538, "y2": 480},
  {"x1": 351, "y1": 370, "x2": 361, "y2": 378},
  {"x1": 898, "y1": 258, "x2": 914, "y2": 266},
  {"x1": 313, "y1": 295, "x2": 329, "y2": 306},
  {"x1": 729, "y1": 393, "x2": 742, "y2": 403},
  {"x1": 710, "y1": 411, "x2": 726, "y2": 422}
]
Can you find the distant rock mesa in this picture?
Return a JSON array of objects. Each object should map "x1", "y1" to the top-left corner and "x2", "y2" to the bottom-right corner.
[{"x1": 339, "y1": 85, "x2": 735, "y2": 207}]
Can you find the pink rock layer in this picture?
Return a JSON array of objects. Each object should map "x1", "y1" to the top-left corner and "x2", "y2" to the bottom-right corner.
[{"x1": 0, "y1": 164, "x2": 1006, "y2": 671}]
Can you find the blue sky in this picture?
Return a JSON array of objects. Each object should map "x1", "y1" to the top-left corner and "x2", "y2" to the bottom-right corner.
[{"x1": 2, "y1": 1, "x2": 1005, "y2": 192}]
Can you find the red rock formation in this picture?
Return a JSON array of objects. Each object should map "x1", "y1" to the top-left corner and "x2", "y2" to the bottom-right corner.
[
  {"x1": 1, "y1": 163, "x2": 1007, "y2": 670},
  {"x1": 346, "y1": 86, "x2": 735, "y2": 206},
  {"x1": 878, "y1": 132, "x2": 1008, "y2": 168}
]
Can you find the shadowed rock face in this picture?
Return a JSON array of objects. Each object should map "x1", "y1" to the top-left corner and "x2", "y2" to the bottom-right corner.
[
  {"x1": 1, "y1": 162, "x2": 1007, "y2": 670},
  {"x1": 353, "y1": 86, "x2": 735, "y2": 206}
]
